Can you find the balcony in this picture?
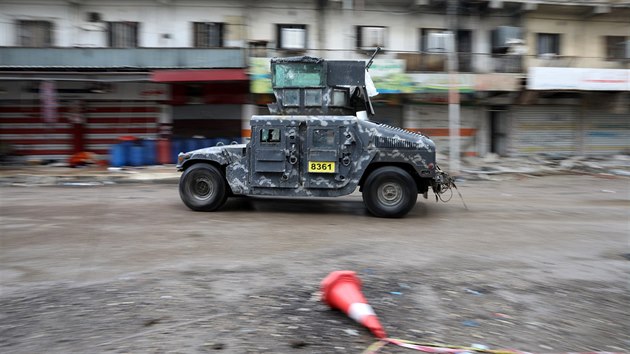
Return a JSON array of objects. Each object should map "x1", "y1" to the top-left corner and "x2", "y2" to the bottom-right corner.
[
  {"x1": 396, "y1": 52, "x2": 523, "y2": 74},
  {"x1": 0, "y1": 47, "x2": 246, "y2": 69}
]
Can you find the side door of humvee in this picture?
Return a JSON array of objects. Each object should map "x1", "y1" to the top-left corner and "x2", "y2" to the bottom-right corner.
[
  {"x1": 250, "y1": 122, "x2": 300, "y2": 189},
  {"x1": 304, "y1": 119, "x2": 360, "y2": 189}
]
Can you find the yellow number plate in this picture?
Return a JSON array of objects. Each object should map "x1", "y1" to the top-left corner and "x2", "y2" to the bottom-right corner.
[{"x1": 308, "y1": 161, "x2": 336, "y2": 173}]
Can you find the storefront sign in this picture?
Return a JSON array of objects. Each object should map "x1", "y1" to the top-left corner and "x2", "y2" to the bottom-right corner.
[
  {"x1": 250, "y1": 57, "x2": 519, "y2": 94},
  {"x1": 528, "y1": 67, "x2": 630, "y2": 91}
]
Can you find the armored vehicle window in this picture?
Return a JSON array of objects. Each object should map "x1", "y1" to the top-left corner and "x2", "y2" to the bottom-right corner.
[
  {"x1": 332, "y1": 89, "x2": 349, "y2": 107},
  {"x1": 273, "y1": 63, "x2": 324, "y2": 88},
  {"x1": 261, "y1": 128, "x2": 281, "y2": 143},
  {"x1": 304, "y1": 89, "x2": 322, "y2": 106},
  {"x1": 313, "y1": 129, "x2": 335, "y2": 147},
  {"x1": 283, "y1": 89, "x2": 299, "y2": 106}
]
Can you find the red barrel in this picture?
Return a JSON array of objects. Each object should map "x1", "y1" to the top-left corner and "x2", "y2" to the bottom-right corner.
[{"x1": 157, "y1": 138, "x2": 171, "y2": 164}]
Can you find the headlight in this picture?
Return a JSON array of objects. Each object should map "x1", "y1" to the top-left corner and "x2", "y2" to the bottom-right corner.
[{"x1": 177, "y1": 153, "x2": 191, "y2": 165}]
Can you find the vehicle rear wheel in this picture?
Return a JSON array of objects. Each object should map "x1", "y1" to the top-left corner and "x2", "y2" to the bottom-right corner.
[
  {"x1": 179, "y1": 163, "x2": 228, "y2": 211},
  {"x1": 362, "y1": 166, "x2": 418, "y2": 218}
]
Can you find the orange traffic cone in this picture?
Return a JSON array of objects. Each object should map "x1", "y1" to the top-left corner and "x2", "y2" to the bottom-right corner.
[{"x1": 320, "y1": 270, "x2": 387, "y2": 339}]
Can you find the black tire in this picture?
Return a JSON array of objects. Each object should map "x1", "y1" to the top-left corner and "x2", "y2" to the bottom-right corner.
[
  {"x1": 362, "y1": 166, "x2": 418, "y2": 218},
  {"x1": 179, "y1": 163, "x2": 228, "y2": 211}
]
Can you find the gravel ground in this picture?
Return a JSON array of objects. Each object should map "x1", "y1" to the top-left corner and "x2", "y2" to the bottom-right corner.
[{"x1": 1, "y1": 174, "x2": 629, "y2": 353}]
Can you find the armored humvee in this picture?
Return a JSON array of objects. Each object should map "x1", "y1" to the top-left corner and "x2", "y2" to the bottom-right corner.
[{"x1": 177, "y1": 54, "x2": 454, "y2": 218}]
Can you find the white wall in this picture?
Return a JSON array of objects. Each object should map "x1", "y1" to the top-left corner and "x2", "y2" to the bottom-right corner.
[
  {"x1": 1, "y1": 0, "x2": 516, "y2": 55},
  {"x1": 0, "y1": 0, "x2": 253, "y2": 47},
  {"x1": 2, "y1": 0, "x2": 626, "y2": 70},
  {"x1": 525, "y1": 8, "x2": 630, "y2": 69}
]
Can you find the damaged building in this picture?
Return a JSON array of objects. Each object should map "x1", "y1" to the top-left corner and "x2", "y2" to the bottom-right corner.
[{"x1": 1, "y1": 0, "x2": 628, "y2": 164}]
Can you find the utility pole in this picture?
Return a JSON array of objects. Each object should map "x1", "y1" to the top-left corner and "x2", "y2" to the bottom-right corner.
[{"x1": 447, "y1": 0, "x2": 460, "y2": 174}]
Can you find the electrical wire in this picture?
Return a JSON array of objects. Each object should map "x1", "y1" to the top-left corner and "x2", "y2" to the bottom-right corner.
[{"x1": 363, "y1": 337, "x2": 529, "y2": 354}]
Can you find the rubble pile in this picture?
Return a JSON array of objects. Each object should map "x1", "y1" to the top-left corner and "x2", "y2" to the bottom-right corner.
[{"x1": 458, "y1": 154, "x2": 630, "y2": 180}]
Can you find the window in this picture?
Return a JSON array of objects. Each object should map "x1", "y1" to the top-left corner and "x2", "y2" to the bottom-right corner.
[
  {"x1": 17, "y1": 20, "x2": 53, "y2": 47},
  {"x1": 537, "y1": 33, "x2": 560, "y2": 56},
  {"x1": 457, "y1": 30, "x2": 473, "y2": 72},
  {"x1": 331, "y1": 89, "x2": 349, "y2": 107},
  {"x1": 304, "y1": 89, "x2": 322, "y2": 106},
  {"x1": 357, "y1": 26, "x2": 386, "y2": 50},
  {"x1": 261, "y1": 128, "x2": 281, "y2": 143},
  {"x1": 313, "y1": 129, "x2": 335, "y2": 147},
  {"x1": 604, "y1": 36, "x2": 627, "y2": 60},
  {"x1": 277, "y1": 24, "x2": 306, "y2": 50},
  {"x1": 283, "y1": 89, "x2": 300, "y2": 107},
  {"x1": 491, "y1": 26, "x2": 523, "y2": 54},
  {"x1": 420, "y1": 29, "x2": 453, "y2": 53},
  {"x1": 193, "y1": 22, "x2": 224, "y2": 48},
  {"x1": 107, "y1": 22, "x2": 139, "y2": 48},
  {"x1": 273, "y1": 62, "x2": 324, "y2": 88}
]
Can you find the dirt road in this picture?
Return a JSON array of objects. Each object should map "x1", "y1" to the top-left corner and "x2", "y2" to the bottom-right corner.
[{"x1": 1, "y1": 175, "x2": 628, "y2": 353}]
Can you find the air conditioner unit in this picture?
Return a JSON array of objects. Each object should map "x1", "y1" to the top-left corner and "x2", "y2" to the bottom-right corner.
[
  {"x1": 359, "y1": 26, "x2": 386, "y2": 50},
  {"x1": 492, "y1": 26, "x2": 522, "y2": 54},
  {"x1": 425, "y1": 32, "x2": 454, "y2": 53}
]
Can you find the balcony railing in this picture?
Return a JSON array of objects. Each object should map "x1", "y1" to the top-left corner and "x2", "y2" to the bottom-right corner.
[
  {"x1": 0, "y1": 47, "x2": 246, "y2": 69},
  {"x1": 256, "y1": 48, "x2": 628, "y2": 73},
  {"x1": 1, "y1": 47, "x2": 626, "y2": 73}
]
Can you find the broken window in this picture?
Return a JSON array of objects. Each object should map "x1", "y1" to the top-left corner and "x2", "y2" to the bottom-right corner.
[
  {"x1": 261, "y1": 128, "x2": 281, "y2": 143},
  {"x1": 273, "y1": 63, "x2": 324, "y2": 88}
]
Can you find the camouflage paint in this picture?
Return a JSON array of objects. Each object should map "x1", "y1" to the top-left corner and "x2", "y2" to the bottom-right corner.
[{"x1": 177, "y1": 114, "x2": 437, "y2": 198}]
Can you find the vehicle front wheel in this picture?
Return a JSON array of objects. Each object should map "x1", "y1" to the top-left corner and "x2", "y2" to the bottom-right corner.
[
  {"x1": 362, "y1": 166, "x2": 418, "y2": 218},
  {"x1": 179, "y1": 163, "x2": 228, "y2": 211}
]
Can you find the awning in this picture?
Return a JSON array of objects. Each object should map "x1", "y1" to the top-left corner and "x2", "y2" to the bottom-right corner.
[{"x1": 151, "y1": 69, "x2": 248, "y2": 83}]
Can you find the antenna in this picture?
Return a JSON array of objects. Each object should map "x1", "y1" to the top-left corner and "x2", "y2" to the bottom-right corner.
[{"x1": 366, "y1": 47, "x2": 381, "y2": 71}]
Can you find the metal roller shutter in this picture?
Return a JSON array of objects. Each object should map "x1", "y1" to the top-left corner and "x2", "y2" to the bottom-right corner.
[
  {"x1": 403, "y1": 104, "x2": 481, "y2": 156},
  {"x1": 84, "y1": 101, "x2": 159, "y2": 155},
  {"x1": 583, "y1": 110, "x2": 630, "y2": 155},
  {"x1": 0, "y1": 101, "x2": 159, "y2": 163},
  {"x1": 510, "y1": 105, "x2": 578, "y2": 156},
  {"x1": 0, "y1": 102, "x2": 73, "y2": 162}
]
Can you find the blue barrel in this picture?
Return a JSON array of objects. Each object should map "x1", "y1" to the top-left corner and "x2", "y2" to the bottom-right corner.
[
  {"x1": 202, "y1": 138, "x2": 214, "y2": 148},
  {"x1": 171, "y1": 138, "x2": 183, "y2": 163},
  {"x1": 194, "y1": 138, "x2": 206, "y2": 150},
  {"x1": 110, "y1": 143, "x2": 126, "y2": 167},
  {"x1": 142, "y1": 139, "x2": 157, "y2": 165},
  {"x1": 183, "y1": 138, "x2": 195, "y2": 152},
  {"x1": 130, "y1": 145, "x2": 144, "y2": 166},
  {"x1": 120, "y1": 140, "x2": 134, "y2": 166}
]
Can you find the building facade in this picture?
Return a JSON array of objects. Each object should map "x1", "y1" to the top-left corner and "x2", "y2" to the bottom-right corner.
[{"x1": 1, "y1": 0, "x2": 629, "y2": 163}]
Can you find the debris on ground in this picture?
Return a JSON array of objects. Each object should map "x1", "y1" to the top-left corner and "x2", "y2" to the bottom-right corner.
[{"x1": 460, "y1": 154, "x2": 630, "y2": 180}]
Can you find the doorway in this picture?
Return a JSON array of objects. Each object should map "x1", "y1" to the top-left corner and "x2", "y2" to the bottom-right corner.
[{"x1": 489, "y1": 108, "x2": 508, "y2": 156}]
